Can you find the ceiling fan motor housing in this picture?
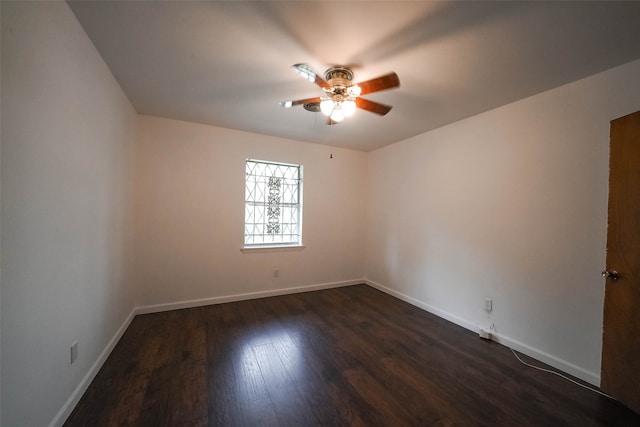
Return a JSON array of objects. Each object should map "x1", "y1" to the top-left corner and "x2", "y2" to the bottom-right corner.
[{"x1": 324, "y1": 66, "x2": 354, "y2": 89}]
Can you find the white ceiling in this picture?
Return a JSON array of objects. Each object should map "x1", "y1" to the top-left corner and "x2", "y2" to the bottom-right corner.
[{"x1": 68, "y1": 1, "x2": 640, "y2": 152}]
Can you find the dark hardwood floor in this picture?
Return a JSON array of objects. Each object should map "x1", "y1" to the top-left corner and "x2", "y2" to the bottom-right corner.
[{"x1": 64, "y1": 285, "x2": 640, "y2": 426}]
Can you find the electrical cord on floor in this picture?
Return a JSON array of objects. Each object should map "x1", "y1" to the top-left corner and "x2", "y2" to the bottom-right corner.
[{"x1": 510, "y1": 348, "x2": 615, "y2": 399}]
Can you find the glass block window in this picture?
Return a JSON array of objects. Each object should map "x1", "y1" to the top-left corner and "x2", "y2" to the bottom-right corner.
[{"x1": 244, "y1": 159, "x2": 303, "y2": 246}]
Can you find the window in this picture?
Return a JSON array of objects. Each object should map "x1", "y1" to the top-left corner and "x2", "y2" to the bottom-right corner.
[{"x1": 244, "y1": 159, "x2": 303, "y2": 247}]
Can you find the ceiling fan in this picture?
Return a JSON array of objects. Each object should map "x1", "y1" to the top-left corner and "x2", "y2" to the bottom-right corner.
[{"x1": 280, "y1": 64, "x2": 400, "y2": 123}]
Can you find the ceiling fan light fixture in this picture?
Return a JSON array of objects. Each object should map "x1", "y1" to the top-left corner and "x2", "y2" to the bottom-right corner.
[
  {"x1": 330, "y1": 105, "x2": 345, "y2": 122},
  {"x1": 320, "y1": 98, "x2": 335, "y2": 116},
  {"x1": 342, "y1": 99, "x2": 356, "y2": 117},
  {"x1": 320, "y1": 96, "x2": 354, "y2": 120}
]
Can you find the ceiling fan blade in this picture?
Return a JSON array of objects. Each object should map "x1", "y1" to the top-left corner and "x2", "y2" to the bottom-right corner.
[
  {"x1": 280, "y1": 97, "x2": 321, "y2": 108},
  {"x1": 355, "y1": 97, "x2": 393, "y2": 116},
  {"x1": 292, "y1": 64, "x2": 331, "y2": 89},
  {"x1": 356, "y1": 72, "x2": 400, "y2": 95}
]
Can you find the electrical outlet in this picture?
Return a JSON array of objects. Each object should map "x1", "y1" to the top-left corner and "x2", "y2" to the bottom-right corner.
[
  {"x1": 484, "y1": 297, "x2": 493, "y2": 312},
  {"x1": 273, "y1": 269, "x2": 279, "y2": 278},
  {"x1": 70, "y1": 341, "x2": 78, "y2": 364}
]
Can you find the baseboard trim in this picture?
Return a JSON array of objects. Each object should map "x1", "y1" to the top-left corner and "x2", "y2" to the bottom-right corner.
[
  {"x1": 135, "y1": 279, "x2": 365, "y2": 315},
  {"x1": 49, "y1": 308, "x2": 136, "y2": 427},
  {"x1": 364, "y1": 279, "x2": 478, "y2": 332},
  {"x1": 364, "y1": 279, "x2": 600, "y2": 386},
  {"x1": 491, "y1": 332, "x2": 600, "y2": 386}
]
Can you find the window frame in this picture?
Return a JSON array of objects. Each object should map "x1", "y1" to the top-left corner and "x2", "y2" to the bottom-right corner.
[{"x1": 242, "y1": 158, "x2": 304, "y2": 251}]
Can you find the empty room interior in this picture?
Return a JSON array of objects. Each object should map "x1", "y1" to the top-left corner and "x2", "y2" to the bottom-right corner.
[{"x1": 2, "y1": 1, "x2": 640, "y2": 426}]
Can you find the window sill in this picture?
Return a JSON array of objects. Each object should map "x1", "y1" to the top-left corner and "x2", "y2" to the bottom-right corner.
[{"x1": 241, "y1": 245, "x2": 305, "y2": 254}]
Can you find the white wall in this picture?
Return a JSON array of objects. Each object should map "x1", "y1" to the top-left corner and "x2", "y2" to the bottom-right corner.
[
  {"x1": 135, "y1": 116, "x2": 367, "y2": 308},
  {"x1": 365, "y1": 59, "x2": 640, "y2": 385},
  {"x1": 1, "y1": 2, "x2": 137, "y2": 426}
]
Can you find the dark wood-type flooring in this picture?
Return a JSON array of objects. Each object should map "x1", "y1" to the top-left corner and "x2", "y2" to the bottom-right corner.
[{"x1": 65, "y1": 285, "x2": 640, "y2": 426}]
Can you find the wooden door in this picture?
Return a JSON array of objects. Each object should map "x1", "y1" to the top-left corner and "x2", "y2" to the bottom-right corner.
[{"x1": 601, "y1": 110, "x2": 640, "y2": 414}]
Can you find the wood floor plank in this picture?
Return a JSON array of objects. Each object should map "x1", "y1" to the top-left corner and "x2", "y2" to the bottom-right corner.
[
  {"x1": 252, "y1": 342, "x2": 294, "y2": 392},
  {"x1": 64, "y1": 285, "x2": 640, "y2": 426},
  {"x1": 165, "y1": 361, "x2": 208, "y2": 426},
  {"x1": 343, "y1": 365, "x2": 419, "y2": 426}
]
